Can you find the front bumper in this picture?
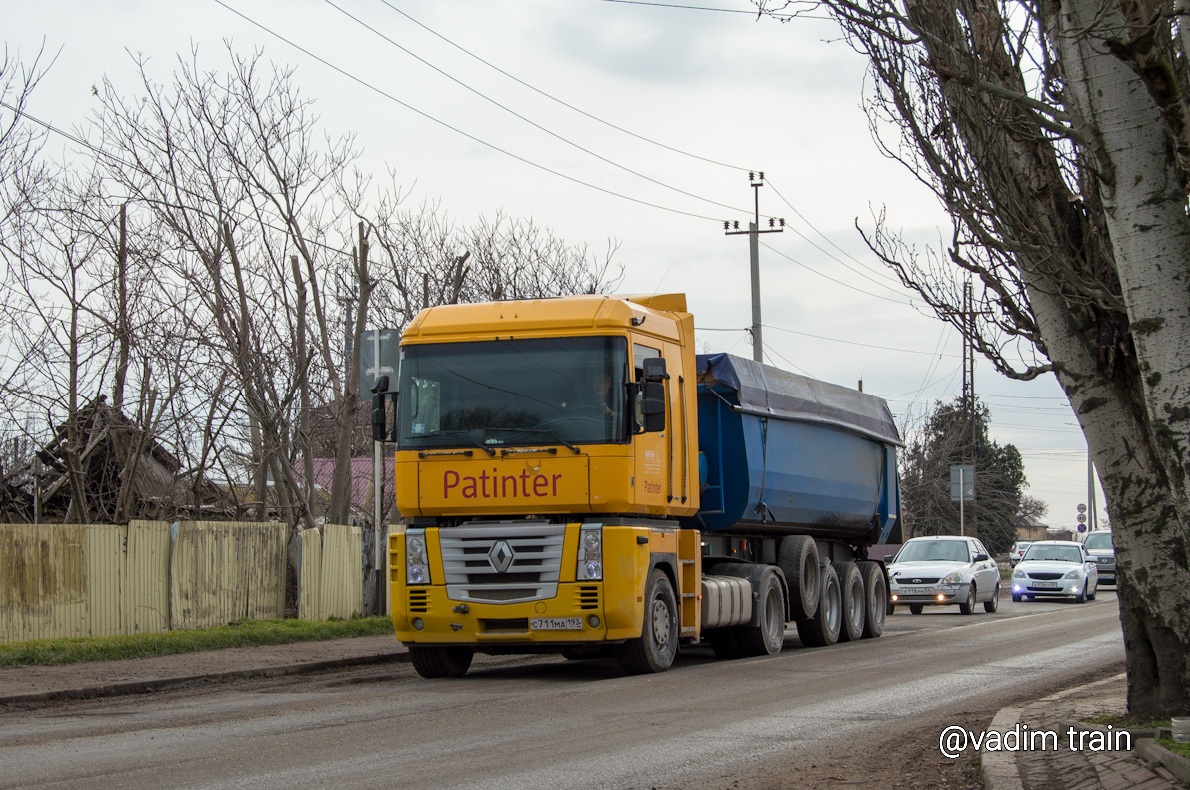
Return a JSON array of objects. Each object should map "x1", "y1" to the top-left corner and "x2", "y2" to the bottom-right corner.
[
  {"x1": 889, "y1": 583, "x2": 965, "y2": 606},
  {"x1": 1011, "y1": 579, "x2": 1086, "y2": 598},
  {"x1": 395, "y1": 582, "x2": 619, "y2": 646}
]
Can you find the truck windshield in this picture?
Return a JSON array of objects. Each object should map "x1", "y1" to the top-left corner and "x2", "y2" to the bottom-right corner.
[{"x1": 397, "y1": 336, "x2": 629, "y2": 450}]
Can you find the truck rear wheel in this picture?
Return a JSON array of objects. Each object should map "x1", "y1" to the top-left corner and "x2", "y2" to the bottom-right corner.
[
  {"x1": 836, "y1": 561, "x2": 866, "y2": 643},
  {"x1": 739, "y1": 570, "x2": 786, "y2": 657},
  {"x1": 858, "y1": 560, "x2": 886, "y2": 638},
  {"x1": 616, "y1": 568, "x2": 679, "y2": 674},
  {"x1": 795, "y1": 563, "x2": 841, "y2": 647},
  {"x1": 409, "y1": 645, "x2": 474, "y2": 679},
  {"x1": 779, "y1": 536, "x2": 820, "y2": 621}
]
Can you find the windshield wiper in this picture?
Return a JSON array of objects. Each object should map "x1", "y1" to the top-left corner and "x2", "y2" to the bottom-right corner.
[
  {"x1": 514, "y1": 428, "x2": 581, "y2": 455},
  {"x1": 420, "y1": 430, "x2": 496, "y2": 456}
]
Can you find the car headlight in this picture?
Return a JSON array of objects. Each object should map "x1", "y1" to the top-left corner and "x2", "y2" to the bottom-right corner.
[
  {"x1": 576, "y1": 526, "x2": 602, "y2": 581},
  {"x1": 943, "y1": 571, "x2": 964, "y2": 584},
  {"x1": 1012, "y1": 568, "x2": 1026, "y2": 578},
  {"x1": 1063, "y1": 569, "x2": 1082, "y2": 580},
  {"x1": 406, "y1": 530, "x2": 431, "y2": 585}
]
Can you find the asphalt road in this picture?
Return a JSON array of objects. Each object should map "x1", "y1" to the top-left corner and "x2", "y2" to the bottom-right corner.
[{"x1": 0, "y1": 592, "x2": 1125, "y2": 790}]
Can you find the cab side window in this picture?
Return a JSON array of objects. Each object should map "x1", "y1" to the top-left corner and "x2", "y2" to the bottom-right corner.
[{"x1": 632, "y1": 343, "x2": 661, "y2": 430}]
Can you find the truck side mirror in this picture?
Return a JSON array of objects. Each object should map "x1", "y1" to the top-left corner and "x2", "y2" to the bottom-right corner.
[{"x1": 371, "y1": 375, "x2": 390, "y2": 442}]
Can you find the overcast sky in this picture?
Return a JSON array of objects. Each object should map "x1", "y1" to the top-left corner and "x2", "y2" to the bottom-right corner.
[{"x1": 6, "y1": 0, "x2": 1105, "y2": 532}]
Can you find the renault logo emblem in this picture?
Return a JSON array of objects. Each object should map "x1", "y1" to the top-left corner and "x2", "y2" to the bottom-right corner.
[{"x1": 489, "y1": 541, "x2": 515, "y2": 573}]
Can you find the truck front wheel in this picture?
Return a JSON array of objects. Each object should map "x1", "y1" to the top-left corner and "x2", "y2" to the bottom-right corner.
[
  {"x1": 616, "y1": 568, "x2": 679, "y2": 674},
  {"x1": 409, "y1": 645, "x2": 474, "y2": 679}
]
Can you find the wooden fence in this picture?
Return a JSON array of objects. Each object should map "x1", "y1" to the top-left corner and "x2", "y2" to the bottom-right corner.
[{"x1": 0, "y1": 520, "x2": 367, "y2": 642}]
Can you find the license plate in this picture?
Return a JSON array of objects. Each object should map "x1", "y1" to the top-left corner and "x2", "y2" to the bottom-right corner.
[
  {"x1": 898, "y1": 585, "x2": 933, "y2": 594},
  {"x1": 1032, "y1": 581, "x2": 1060, "y2": 589},
  {"x1": 530, "y1": 617, "x2": 582, "y2": 631}
]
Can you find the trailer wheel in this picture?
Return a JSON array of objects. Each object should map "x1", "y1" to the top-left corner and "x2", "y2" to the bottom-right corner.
[
  {"x1": 795, "y1": 563, "x2": 841, "y2": 648},
  {"x1": 616, "y1": 568, "x2": 678, "y2": 674},
  {"x1": 858, "y1": 561, "x2": 886, "y2": 638},
  {"x1": 409, "y1": 645, "x2": 474, "y2": 679},
  {"x1": 739, "y1": 570, "x2": 786, "y2": 657},
  {"x1": 778, "y1": 535, "x2": 820, "y2": 621},
  {"x1": 836, "y1": 562, "x2": 866, "y2": 643}
]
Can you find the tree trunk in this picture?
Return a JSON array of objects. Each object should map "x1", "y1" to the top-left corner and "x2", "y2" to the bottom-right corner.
[
  {"x1": 1042, "y1": 0, "x2": 1190, "y2": 718},
  {"x1": 327, "y1": 222, "x2": 373, "y2": 525}
]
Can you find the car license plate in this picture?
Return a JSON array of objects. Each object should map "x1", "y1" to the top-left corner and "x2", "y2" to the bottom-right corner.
[
  {"x1": 1032, "y1": 581, "x2": 1060, "y2": 589},
  {"x1": 530, "y1": 617, "x2": 582, "y2": 631}
]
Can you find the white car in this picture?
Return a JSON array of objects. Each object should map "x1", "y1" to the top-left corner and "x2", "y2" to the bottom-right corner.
[
  {"x1": 887, "y1": 535, "x2": 1001, "y2": 615},
  {"x1": 1008, "y1": 540, "x2": 1036, "y2": 566},
  {"x1": 1011, "y1": 540, "x2": 1099, "y2": 602}
]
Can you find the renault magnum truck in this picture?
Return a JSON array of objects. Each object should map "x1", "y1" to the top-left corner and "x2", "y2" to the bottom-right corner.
[{"x1": 375, "y1": 293, "x2": 902, "y2": 678}]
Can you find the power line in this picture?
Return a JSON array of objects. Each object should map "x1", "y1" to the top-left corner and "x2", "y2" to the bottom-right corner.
[
  {"x1": 323, "y1": 0, "x2": 759, "y2": 218},
  {"x1": 378, "y1": 0, "x2": 756, "y2": 172},
  {"x1": 763, "y1": 323, "x2": 961, "y2": 357},
  {"x1": 765, "y1": 177, "x2": 906, "y2": 290},
  {"x1": 760, "y1": 240, "x2": 916, "y2": 306},
  {"x1": 211, "y1": 0, "x2": 725, "y2": 223},
  {"x1": 597, "y1": 0, "x2": 762, "y2": 12}
]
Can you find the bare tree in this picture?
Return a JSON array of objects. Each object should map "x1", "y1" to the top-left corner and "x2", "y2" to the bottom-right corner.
[
  {"x1": 757, "y1": 0, "x2": 1190, "y2": 715},
  {"x1": 92, "y1": 45, "x2": 360, "y2": 537}
]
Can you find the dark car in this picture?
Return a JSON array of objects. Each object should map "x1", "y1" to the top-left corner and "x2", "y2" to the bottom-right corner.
[{"x1": 1081, "y1": 530, "x2": 1115, "y2": 585}]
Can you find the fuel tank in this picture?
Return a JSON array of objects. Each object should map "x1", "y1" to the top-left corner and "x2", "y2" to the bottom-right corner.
[{"x1": 681, "y1": 354, "x2": 902, "y2": 544}]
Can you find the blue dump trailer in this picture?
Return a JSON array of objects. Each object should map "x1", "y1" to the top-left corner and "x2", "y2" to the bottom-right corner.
[
  {"x1": 685, "y1": 353, "x2": 902, "y2": 545},
  {"x1": 681, "y1": 354, "x2": 903, "y2": 653}
]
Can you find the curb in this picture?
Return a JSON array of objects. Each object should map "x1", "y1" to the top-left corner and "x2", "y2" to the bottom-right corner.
[
  {"x1": 981, "y1": 706, "x2": 1025, "y2": 790},
  {"x1": 1138, "y1": 738, "x2": 1190, "y2": 785},
  {"x1": 0, "y1": 650, "x2": 408, "y2": 706}
]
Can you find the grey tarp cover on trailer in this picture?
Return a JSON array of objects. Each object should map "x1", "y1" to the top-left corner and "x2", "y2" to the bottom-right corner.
[{"x1": 696, "y1": 353, "x2": 903, "y2": 447}]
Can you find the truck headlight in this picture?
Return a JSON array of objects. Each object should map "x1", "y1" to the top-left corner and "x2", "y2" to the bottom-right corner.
[
  {"x1": 406, "y1": 530, "x2": 431, "y2": 585},
  {"x1": 577, "y1": 526, "x2": 602, "y2": 581}
]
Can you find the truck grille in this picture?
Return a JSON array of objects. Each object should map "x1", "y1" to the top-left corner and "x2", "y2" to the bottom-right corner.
[{"x1": 440, "y1": 522, "x2": 566, "y2": 604}]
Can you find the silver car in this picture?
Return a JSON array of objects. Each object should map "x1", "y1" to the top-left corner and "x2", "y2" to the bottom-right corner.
[
  {"x1": 888, "y1": 535, "x2": 1001, "y2": 614},
  {"x1": 1011, "y1": 540, "x2": 1099, "y2": 602}
]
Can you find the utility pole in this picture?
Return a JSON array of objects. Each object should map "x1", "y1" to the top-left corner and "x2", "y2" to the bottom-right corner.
[
  {"x1": 942, "y1": 280, "x2": 990, "y2": 536},
  {"x1": 725, "y1": 172, "x2": 784, "y2": 363}
]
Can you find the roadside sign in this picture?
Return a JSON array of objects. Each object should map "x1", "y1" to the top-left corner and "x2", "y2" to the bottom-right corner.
[
  {"x1": 359, "y1": 329, "x2": 399, "y2": 399},
  {"x1": 1077, "y1": 524, "x2": 1087, "y2": 533},
  {"x1": 1077, "y1": 503, "x2": 1087, "y2": 514},
  {"x1": 950, "y1": 464, "x2": 975, "y2": 502},
  {"x1": 1077, "y1": 513, "x2": 1087, "y2": 523}
]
